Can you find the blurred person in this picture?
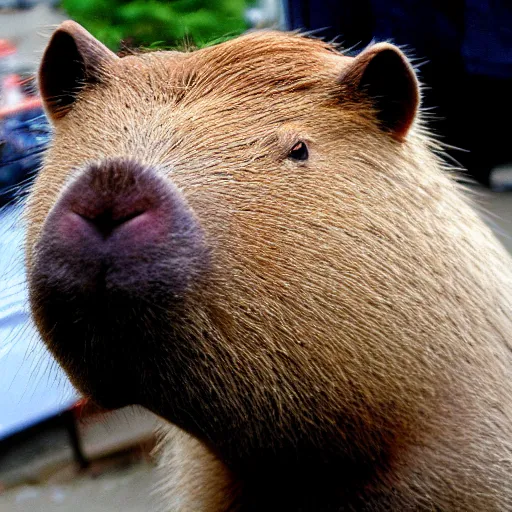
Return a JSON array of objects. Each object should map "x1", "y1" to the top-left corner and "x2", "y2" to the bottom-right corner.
[{"x1": 285, "y1": 0, "x2": 512, "y2": 187}]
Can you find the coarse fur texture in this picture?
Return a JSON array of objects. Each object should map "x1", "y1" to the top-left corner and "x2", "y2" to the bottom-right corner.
[{"x1": 26, "y1": 21, "x2": 512, "y2": 510}]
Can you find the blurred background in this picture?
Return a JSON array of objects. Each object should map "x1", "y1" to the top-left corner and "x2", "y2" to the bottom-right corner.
[{"x1": 0, "y1": 1, "x2": 510, "y2": 510}]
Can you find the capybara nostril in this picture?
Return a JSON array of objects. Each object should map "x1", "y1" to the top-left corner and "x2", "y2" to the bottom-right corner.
[{"x1": 77, "y1": 208, "x2": 146, "y2": 240}]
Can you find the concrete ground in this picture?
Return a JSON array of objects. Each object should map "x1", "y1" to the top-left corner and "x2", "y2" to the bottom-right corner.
[
  {"x1": 1, "y1": 3, "x2": 512, "y2": 512},
  {"x1": 479, "y1": 188, "x2": 512, "y2": 253},
  {"x1": 0, "y1": 462, "x2": 159, "y2": 512},
  {"x1": 0, "y1": 407, "x2": 161, "y2": 511}
]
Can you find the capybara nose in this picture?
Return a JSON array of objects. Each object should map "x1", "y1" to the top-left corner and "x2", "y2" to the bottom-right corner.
[
  {"x1": 55, "y1": 158, "x2": 169, "y2": 247},
  {"x1": 31, "y1": 157, "x2": 208, "y2": 303}
]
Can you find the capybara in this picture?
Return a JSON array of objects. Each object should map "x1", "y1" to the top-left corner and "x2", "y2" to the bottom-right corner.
[{"x1": 26, "y1": 21, "x2": 512, "y2": 511}]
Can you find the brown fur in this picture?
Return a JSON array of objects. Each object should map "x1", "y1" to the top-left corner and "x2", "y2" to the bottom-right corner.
[{"x1": 26, "y1": 23, "x2": 512, "y2": 510}]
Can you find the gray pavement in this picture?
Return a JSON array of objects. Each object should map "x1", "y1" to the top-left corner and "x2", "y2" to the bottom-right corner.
[
  {"x1": 0, "y1": 4, "x2": 66, "y2": 71},
  {"x1": 479, "y1": 188, "x2": 512, "y2": 254},
  {"x1": 0, "y1": 462, "x2": 158, "y2": 512}
]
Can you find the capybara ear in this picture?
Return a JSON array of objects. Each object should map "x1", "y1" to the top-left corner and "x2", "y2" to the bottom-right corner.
[
  {"x1": 39, "y1": 21, "x2": 118, "y2": 121},
  {"x1": 340, "y1": 43, "x2": 419, "y2": 141}
]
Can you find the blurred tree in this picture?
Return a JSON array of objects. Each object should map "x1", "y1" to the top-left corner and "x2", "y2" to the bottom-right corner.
[{"x1": 61, "y1": 0, "x2": 250, "y2": 50}]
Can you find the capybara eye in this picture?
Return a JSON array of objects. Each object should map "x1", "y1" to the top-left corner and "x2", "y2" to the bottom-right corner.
[{"x1": 288, "y1": 141, "x2": 309, "y2": 161}]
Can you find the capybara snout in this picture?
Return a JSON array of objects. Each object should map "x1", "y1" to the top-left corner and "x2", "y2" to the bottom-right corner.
[
  {"x1": 32, "y1": 157, "x2": 208, "y2": 296},
  {"x1": 29, "y1": 157, "x2": 209, "y2": 406}
]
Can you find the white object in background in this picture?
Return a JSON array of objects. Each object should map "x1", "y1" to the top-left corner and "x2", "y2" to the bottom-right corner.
[
  {"x1": 246, "y1": 0, "x2": 286, "y2": 29},
  {"x1": 1, "y1": 74, "x2": 24, "y2": 108}
]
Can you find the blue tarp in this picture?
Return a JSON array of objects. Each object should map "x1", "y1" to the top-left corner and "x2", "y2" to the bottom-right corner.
[{"x1": 0, "y1": 205, "x2": 77, "y2": 440}]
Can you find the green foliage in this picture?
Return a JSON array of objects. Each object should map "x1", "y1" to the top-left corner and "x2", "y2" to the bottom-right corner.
[{"x1": 61, "y1": 0, "x2": 251, "y2": 50}]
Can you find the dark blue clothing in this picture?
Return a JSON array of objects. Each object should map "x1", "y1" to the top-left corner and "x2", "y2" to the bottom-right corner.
[
  {"x1": 285, "y1": 0, "x2": 512, "y2": 79},
  {"x1": 284, "y1": 0, "x2": 512, "y2": 185}
]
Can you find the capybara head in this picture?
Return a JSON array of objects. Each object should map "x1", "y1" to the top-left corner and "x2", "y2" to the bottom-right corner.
[{"x1": 26, "y1": 21, "x2": 512, "y2": 509}]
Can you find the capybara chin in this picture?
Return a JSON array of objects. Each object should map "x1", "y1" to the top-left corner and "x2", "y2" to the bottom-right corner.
[{"x1": 26, "y1": 20, "x2": 512, "y2": 511}]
